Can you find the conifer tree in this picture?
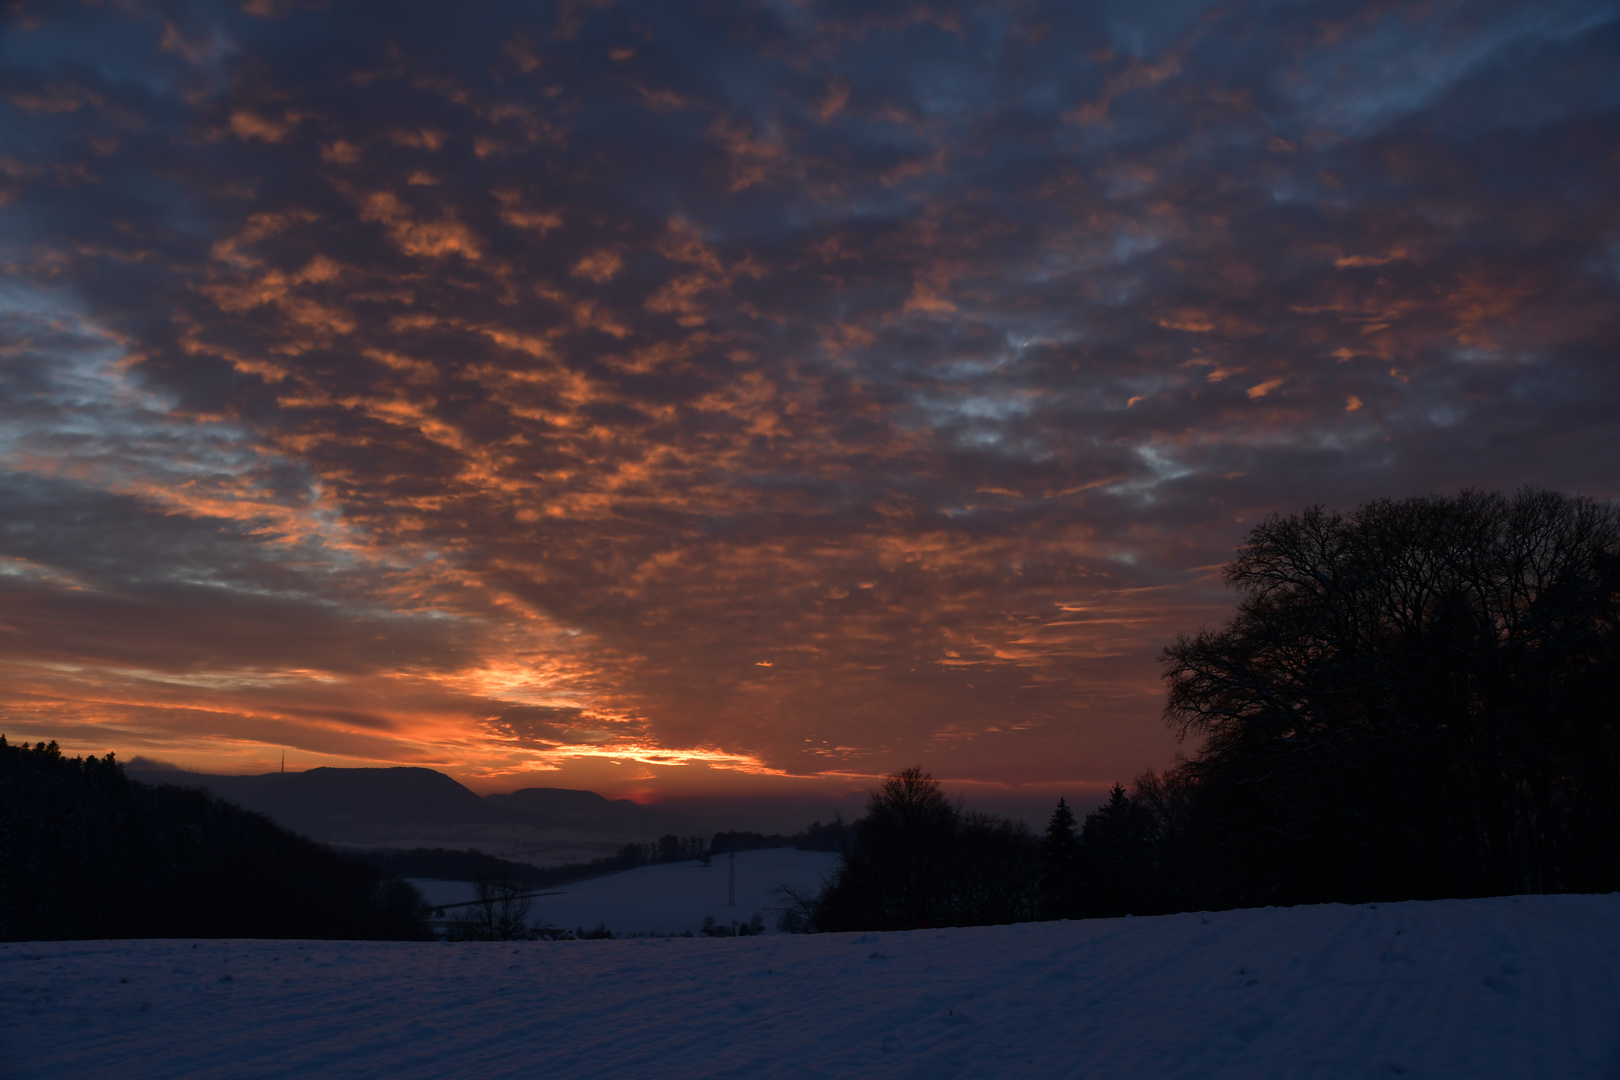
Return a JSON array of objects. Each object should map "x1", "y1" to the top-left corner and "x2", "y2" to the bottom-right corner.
[
  {"x1": 1040, "y1": 797, "x2": 1082, "y2": 919},
  {"x1": 1079, "y1": 784, "x2": 1153, "y2": 917}
]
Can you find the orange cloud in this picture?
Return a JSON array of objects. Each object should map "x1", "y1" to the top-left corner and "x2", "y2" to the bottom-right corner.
[
  {"x1": 228, "y1": 110, "x2": 297, "y2": 143},
  {"x1": 359, "y1": 191, "x2": 483, "y2": 259}
]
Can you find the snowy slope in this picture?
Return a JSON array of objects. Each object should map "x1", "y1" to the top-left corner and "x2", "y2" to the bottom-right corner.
[
  {"x1": 5, "y1": 894, "x2": 1619, "y2": 1079},
  {"x1": 411, "y1": 848, "x2": 840, "y2": 936}
]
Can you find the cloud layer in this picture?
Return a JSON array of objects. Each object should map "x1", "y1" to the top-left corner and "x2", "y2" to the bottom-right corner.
[{"x1": 2, "y1": 0, "x2": 1617, "y2": 795}]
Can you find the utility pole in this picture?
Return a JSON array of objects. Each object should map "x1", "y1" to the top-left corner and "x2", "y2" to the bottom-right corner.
[
  {"x1": 727, "y1": 851, "x2": 736, "y2": 907},
  {"x1": 280, "y1": 750, "x2": 285, "y2": 774}
]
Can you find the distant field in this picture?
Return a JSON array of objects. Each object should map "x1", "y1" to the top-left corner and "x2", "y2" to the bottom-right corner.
[
  {"x1": 410, "y1": 848, "x2": 841, "y2": 936},
  {"x1": 6, "y1": 894, "x2": 1619, "y2": 1079}
]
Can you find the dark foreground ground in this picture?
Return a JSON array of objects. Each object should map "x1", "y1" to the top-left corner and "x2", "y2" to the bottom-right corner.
[{"x1": 4, "y1": 894, "x2": 1618, "y2": 1079}]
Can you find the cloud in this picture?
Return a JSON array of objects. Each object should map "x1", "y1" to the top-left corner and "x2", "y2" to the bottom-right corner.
[{"x1": 1, "y1": 0, "x2": 1617, "y2": 795}]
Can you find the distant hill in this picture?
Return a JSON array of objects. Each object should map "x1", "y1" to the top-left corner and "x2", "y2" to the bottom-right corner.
[
  {"x1": 488, "y1": 786, "x2": 692, "y2": 835},
  {"x1": 126, "y1": 761, "x2": 697, "y2": 865},
  {"x1": 128, "y1": 765, "x2": 501, "y2": 833}
]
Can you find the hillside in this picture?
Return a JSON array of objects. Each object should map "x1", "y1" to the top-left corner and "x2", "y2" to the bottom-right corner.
[
  {"x1": 6, "y1": 894, "x2": 1618, "y2": 1078},
  {"x1": 127, "y1": 763, "x2": 699, "y2": 865},
  {"x1": 408, "y1": 848, "x2": 841, "y2": 936},
  {"x1": 141, "y1": 766, "x2": 499, "y2": 832},
  {"x1": 486, "y1": 786, "x2": 692, "y2": 838},
  {"x1": 0, "y1": 741, "x2": 426, "y2": 942}
]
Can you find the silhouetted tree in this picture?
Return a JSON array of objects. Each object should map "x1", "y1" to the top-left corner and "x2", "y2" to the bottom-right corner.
[
  {"x1": 794, "y1": 815, "x2": 853, "y2": 853},
  {"x1": 1078, "y1": 784, "x2": 1156, "y2": 916},
  {"x1": 1160, "y1": 488, "x2": 1620, "y2": 907},
  {"x1": 1040, "y1": 797, "x2": 1082, "y2": 919},
  {"x1": 447, "y1": 877, "x2": 533, "y2": 941},
  {"x1": 804, "y1": 767, "x2": 1040, "y2": 931},
  {"x1": 953, "y1": 810, "x2": 1041, "y2": 924},
  {"x1": 817, "y1": 767, "x2": 958, "y2": 930},
  {"x1": 1124, "y1": 766, "x2": 1217, "y2": 914}
]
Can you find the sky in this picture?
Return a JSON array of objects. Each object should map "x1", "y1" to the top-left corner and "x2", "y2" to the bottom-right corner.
[{"x1": 1, "y1": 0, "x2": 1617, "y2": 804}]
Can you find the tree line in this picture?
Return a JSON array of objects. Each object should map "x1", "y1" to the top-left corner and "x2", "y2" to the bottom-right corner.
[
  {"x1": 0, "y1": 737, "x2": 430, "y2": 941},
  {"x1": 790, "y1": 489, "x2": 1620, "y2": 930}
]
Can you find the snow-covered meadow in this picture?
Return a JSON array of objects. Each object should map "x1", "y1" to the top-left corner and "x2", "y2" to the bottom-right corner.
[
  {"x1": 410, "y1": 847, "x2": 840, "y2": 937},
  {"x1": 5, "y1": 893, "x2": 1618, "y2": 1079}
]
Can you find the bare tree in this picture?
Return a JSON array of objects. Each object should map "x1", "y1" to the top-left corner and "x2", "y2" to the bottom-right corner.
[
  {"x1": 447, "y1": 877, "x2": 533, "y2": 941},
  {"x1": 1159, "y1": 487, "x2": 1620, "y2": 906}
]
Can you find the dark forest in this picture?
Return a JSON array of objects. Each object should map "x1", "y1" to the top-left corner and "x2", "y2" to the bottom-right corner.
[{"x1": 0, "y1": 737, "x2": 428, "y2": 941}]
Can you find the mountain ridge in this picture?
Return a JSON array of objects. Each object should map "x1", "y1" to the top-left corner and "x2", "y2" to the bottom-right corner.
[{"x1": 125, "y1": 761, "x2": 699, "y2": 864}]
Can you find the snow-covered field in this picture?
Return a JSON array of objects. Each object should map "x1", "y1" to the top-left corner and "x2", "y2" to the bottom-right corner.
[
  {"x1": 5, "y1": 894, "x2": 1618, "y2": 1079},
  {"x1": 410, "y1": 848, "x2": 840, "y2": 936}
]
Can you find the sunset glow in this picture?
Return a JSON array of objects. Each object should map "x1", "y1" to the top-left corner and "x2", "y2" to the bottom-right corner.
[{"x1": 2, "y1": 0, "x2": 1616, "y2": 800}]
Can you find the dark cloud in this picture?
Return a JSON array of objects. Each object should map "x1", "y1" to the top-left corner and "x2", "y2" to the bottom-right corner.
[{"x1": 1, "y1": 0, "x2": 1616, "y2": 794}]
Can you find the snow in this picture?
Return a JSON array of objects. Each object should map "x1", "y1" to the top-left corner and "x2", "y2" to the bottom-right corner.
[
  {"x1": 5, "y1": 893, "x2": 1620, "y2": 1079},
  {"x1": 410, "y1": 848, "x2": 841, "y2": 936}
]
